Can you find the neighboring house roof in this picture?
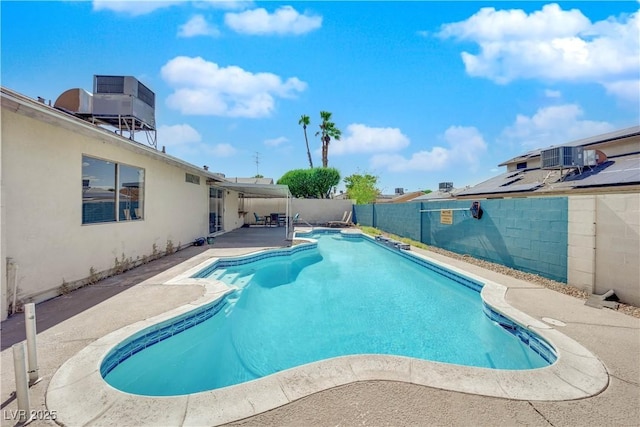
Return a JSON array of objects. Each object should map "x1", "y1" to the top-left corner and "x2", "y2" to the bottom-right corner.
[
  {"x1": 375, "y1": 191, "x2": 424, "y2": 203},
  {"x1": 413, "y1": 187, "x2": 469, "y2": 201},
  {"x1": 458, "y1": 152, "x2": 639, "y2": 197},
  {"x1": 458, "y1": 126, "x2": 640, "y2": 198},
  {"x1": 498, "y1": 125, "x2": 640, "y2": 166},
  {"x1": 224, "y1": 177, "x2": 275, "y2": 185}
]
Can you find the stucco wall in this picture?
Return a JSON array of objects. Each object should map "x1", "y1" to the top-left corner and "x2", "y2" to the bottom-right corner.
[
  {"x1": 223, "y1": 190, "x2": 245, "y2": 231},
  {"x1": 594, "y1": 194, "x2": 639, "y2": 305},
  {"x1": 568, "y1": 193, "x2": 640, "y2": 306},
  {"x1": 243, "y1": 198, "x2": 353, "y2": 225},
  {"x1": 1, "y1": 109, "x2": 236, "y2": 313},
  {"x1": 291, "y1": 199, "x2": 354, "y2": 225}
]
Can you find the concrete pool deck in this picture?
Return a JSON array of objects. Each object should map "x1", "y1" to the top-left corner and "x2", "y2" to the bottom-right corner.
[{"x1": 1, "y1": 227, "x2": 638, "y2": 426}]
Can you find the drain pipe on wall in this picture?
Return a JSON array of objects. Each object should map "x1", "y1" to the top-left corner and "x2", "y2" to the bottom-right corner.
[{"x1": 7, "y1": 257, "x2": 18, "y2": 315}]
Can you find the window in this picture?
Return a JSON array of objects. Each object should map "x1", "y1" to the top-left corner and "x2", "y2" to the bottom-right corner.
[
  {"x1": 185, "y1": 173, "x2": 200, "y2": 185},
  {"x1": 119, "y1": 164, "x2": 144, "y2": 221},
  {"x1": 82, "y1": 155, "x2": 144, "y2": 224},
  {"x1": 516, "y1": 162, "x2": 527, "y2": 170}
]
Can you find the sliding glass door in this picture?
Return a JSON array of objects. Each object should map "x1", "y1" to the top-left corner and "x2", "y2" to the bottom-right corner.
[{"x1": 209, "y1": 187, "x2": 224, "y2": 233}]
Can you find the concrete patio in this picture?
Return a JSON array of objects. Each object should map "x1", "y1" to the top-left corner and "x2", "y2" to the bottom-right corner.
[{"x1": 1, "y1": 227, "x2": 638, "y2": 426}]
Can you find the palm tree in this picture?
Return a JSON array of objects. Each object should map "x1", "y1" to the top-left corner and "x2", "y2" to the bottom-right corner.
[
  {"x1": 315, "y1": 111, "x2": 341, "y2": 167},
  {"x1": 298, "y1": 114, "x2": 313, "y2": 168}
]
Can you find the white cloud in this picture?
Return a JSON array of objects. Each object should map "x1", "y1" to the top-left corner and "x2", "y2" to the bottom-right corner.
[
  {"x1": 545, "y1": 89, "x2": 562, "y2": 98},
  {"x1": 603, "y1": 79, "x2": 640, "y2": 103},
  {"x1": 161, "y1": 56, "x2": 307, "y2": 117},
  {"x1": 501, "y1": 104, "x2": 614, "y2": 148},
  {"x1": 178, "y1": 15, "x2": 221, "y2": 38},
  {"x1": 158, "y1": 124, "x2": 202, "y2": 147},
  {"x1": 438, "y1": 4, "x2": 640, "y2": 100},
  {"x1": 264, "y1": 136, "x2": 288, "y2": 147},
  {"x1": 92, "y1": 1, "x2": 181, "y2": 16},
  {"x1": 370, "y1": 126, "x2": 487, "y2": 172},
  {"x1": 332, "y1": 124, "x2": 409, "y2": 155},
  {"x1": 194, "y1": 1, "x2": 253, "y2": 11},
  {"x1": 208, "y1": 143, "x2": 236, "y2": 157},
  {"x1": 225, "y1": 6, "x2": 322, "y2": 35},
  {"x1": 157, "y1": 124, "x2": 236, "y2": 162}
]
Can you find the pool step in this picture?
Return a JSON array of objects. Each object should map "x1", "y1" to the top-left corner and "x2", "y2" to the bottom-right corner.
[{"x1": 211, "y1": 269, "x2": 255, "y2": 287}]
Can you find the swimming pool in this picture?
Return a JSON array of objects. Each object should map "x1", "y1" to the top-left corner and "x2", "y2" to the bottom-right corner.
[{"x1": 101, "y1": 230, "x2": 556, "y2": 396}]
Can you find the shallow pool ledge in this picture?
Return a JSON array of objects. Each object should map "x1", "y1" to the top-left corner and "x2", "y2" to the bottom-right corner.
[{"x1": 47, "y1": 252, "x2": 609, "y2": 427}]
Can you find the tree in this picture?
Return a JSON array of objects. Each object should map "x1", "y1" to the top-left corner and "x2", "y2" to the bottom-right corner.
[
  {"x1": 315, "y1": 111, "x2": 341, "y2": 168},
  {"x1": 344, "y1": 172, "x2": 380, "y2": 205},
  {"x1": 278, "y1": 167, "x2": 340, "y2": 198},
  {"x1": 277, "y1": 169, "x2": 313, "y2": 198},
  {"x1": 310, "y1": 167, "x2": 341, "y2": 199},
  {"x1": 298, "y1": 114, "x2": 313, "y2": 168}
]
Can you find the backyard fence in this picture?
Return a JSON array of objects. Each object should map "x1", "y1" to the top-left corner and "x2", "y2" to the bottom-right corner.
[
  {"x1": 354, "y1": 194, "x2": 640, "y2": 307},
  {"x1": 355, "y1": 198, "x2": 569, "y2": 283}
]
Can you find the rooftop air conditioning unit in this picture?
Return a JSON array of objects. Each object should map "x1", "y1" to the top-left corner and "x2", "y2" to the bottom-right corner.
[
  {"x1": 439, "y1": 182, "x2": 453, "y2": 192},
  {"x1": 53, "y1": 88, "x2": 93, "y2": 116},
  {"x1": 395, "y1": 187, "x2": 405, "y2": 195},
  {"x1": 92, "y1": 75, "x2": 156, "y2": 128},
  {"x1": 541, "y1": 146, "x2": 584, "y2": 169}
]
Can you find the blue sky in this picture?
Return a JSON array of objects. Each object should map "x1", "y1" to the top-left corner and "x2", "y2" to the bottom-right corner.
[{"x1": 2, "y1": 1, "x2": 639, "y2": 194}]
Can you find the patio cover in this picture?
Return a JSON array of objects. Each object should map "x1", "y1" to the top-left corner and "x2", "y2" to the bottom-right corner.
[{"x1": 218, "y1": 182, "x2": 292, "y2": 238}]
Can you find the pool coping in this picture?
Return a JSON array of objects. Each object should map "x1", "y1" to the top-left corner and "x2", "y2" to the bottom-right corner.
[{"x1": 46, "y1": 229, "x2": 609, "y2": 426}]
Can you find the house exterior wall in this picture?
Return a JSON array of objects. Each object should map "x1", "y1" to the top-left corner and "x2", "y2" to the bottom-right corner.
[
  {"x1": 592, "y1": 138, "x2": 639, "y2": 158},
  {"x1": 1, "y1": 105, "x2": 239, "y2": 319},
  {"x1": 0, "y1": 118, "x2": 6, "y2": 320},
  {"x1": 222, "y1": 190, "x2": 245, "y2": 231}
]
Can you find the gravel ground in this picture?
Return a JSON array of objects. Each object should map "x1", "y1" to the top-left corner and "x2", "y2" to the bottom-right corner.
[{"x1": 424, "y1": 245, "x2": 640, "y2": 319}]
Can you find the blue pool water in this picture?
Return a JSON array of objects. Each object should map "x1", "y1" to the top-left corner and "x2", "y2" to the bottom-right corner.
[{"x1": 102, "y1": 231, "x2": 554, "y2": 396}]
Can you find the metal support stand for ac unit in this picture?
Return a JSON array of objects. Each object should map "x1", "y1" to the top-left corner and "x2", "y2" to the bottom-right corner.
[{"x1": 92, "y1": 115, "x2": 157, "y2": 149}]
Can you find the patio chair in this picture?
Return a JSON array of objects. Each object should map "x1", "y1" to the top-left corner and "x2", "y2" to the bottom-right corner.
[
  {"x1": 253, "y1": 212, "x2": 267, "y2": 226},
  {"x1": 335, "y1": 211, "x2": 348, "y2": 223},
  {"x1": 327, "y1": 211, "x2": 353, "y2": 227},
  {"x1": 292, "y1": 213, "x2": 313, "y2": 228}
]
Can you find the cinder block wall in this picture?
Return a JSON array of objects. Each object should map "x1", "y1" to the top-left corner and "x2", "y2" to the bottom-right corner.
[
  {"x1": 355, "y1": 197, "x2": 569, "y2": 282},
  {"x1": 355, "y1": 194, "x2": 640, "y2": 306},
  {"x1": 420, "y1": 198, "x2": 568, "y2": 282},
  {"x1": 373, "y1": 202, "x2": 422, "y2": 242}
]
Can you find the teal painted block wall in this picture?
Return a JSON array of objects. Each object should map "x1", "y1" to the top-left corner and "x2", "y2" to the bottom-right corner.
[{"x1": 354, "y1": 197, "x2": 568, "y2": 282}]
